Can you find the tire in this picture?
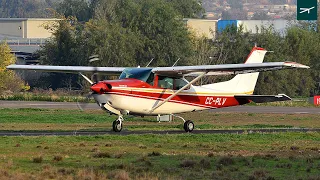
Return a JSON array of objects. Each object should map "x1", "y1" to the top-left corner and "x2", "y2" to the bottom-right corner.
[
  {"x1": 183, "y1": 120, "x2": 194, "y2": 132},
  {"x1": 112, "y1": 120, "x2": 122, "y2": 132}
]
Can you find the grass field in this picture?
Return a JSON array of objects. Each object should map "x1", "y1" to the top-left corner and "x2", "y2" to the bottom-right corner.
[
  {"x1": 0, "y1": 108, "x2": 319, "y2": 131},
  {"x1": 0, "y1": 108, "x2": 319, "y2": 179}
]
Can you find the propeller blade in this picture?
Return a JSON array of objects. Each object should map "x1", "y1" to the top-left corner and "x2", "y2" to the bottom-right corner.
[
  {"x1": 77, "y1": 93, "x2": 93, "y2": 111},
  {"x1": 89, "y1": 55, "x2": 100, "y2": 84},
  {"x1": 79, "y1": 72, "x2": 93, "y2": 85}
]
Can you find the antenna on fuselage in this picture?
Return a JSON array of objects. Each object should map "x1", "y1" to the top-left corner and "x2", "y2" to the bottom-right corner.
[
  {"x1": 146, "y1": 58, "x2": 154, "y2": 67},
  {"x1": 172, "y1": 58, "x2": 180, "y2": 67}
]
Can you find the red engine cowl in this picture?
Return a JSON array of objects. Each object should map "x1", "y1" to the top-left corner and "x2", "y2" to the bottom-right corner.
[{"x1": 91, "y1": 83, "x2": 112, "y2": 94}]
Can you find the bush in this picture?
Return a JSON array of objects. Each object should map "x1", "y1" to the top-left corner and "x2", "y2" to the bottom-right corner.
[
  {"x1": 180, "y1": 160, "x2": 196, "y2": 168},
  {"x1": 148, "y1": 151, "x2": 161, "y2": 157},
  {"x1": 93, "y1": 152, "x2": 111, "y2": 158},
  {"x1": 33, "y1": 156, "x2": 43, "y2": 163},
  {"x1": 218, "y1": 156, "x2": 234, "y2": 166},
  {"x1": 53, "y1": 155, "x2": 63, "y2": 162}
]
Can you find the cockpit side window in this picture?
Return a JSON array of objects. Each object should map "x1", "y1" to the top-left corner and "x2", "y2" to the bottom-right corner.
[{"x1": 146, "y1": 72, "x2": 155, "y2": 86}]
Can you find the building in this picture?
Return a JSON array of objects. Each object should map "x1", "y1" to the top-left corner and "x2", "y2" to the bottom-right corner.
[
  {"x1": 217, "y1": 20, "x2": 296, "y2": 36},
  {"x1": 183, "y1": 18, "x2": 218, "y2": 39},
  {"x1": 0, "y1": 18, "x2": 58, "y2": 39},
  {"x1": 0, "y1": 18, "x2": 59, "y2": 64}
]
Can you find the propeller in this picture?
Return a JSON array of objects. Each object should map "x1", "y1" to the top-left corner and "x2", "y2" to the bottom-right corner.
[
  {"x1": 89, "y1": 55, "x2": 100, "y2": 84},
  {"x1": 77, "y1": 55, "x2": 101, "y2": 111},
  {"x1": 76, "y1": 92, "x2": 94, "y2": 111},
  {"x1": 77, "y1": 55, "x2": 114, "y2": 111}
]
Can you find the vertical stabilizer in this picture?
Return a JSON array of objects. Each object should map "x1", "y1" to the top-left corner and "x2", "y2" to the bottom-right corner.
[{"x1": 201, "y1": 47, "x2": 267, "y2": 94}]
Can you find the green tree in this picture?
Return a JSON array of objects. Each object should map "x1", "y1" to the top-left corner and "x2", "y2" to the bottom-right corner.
[
  {"x1": 0, "y1": 0, "x2": 57, "y2": 18},
  {"x1": 84, "y1": 19, "x2": 143, "y2": 67},
  {"x1": 90, "y1": 0, "x2": 193, "y2": 67},
  {"x1": 37, "y1": 16, "x2": 87, "y2": 89},
  {"x1": 166, "y1": 0, "x2": 204, "y2": 18},
  {"x1": 57, "y1": 0, "x2": 92, "y2": 22},
  {"x1": 284, "y1": 27, "x2": 317, "y2": 96}
]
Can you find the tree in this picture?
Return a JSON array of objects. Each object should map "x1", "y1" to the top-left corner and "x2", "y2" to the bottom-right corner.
[
  {"x1": 166, "y1": 0, "x2": 204, "y2": 18},
  {"x1": 251, "y1": 11, "x2": 270, "y2": 20},
  {"x1": 57, "y1": 0, "x2": 93, "y2": 22},
  {"x1": 0, "y1": 42, "x2": 24, "y2": 94},
  {"x1": 0, "y1": 0, "x2": 58, "y2": 18},
  {"x1": 89, "y1": 0, "x2": 193, "y2": 67},
  {"x1": 37, "y1": 16, "x2": 87, "y2": 89}
]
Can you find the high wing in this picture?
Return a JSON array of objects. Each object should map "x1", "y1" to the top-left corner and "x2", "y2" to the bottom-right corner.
[
  {"x1": 6, "y1": 65, "x2": 125, "y2": 75},
  {"x1": 7, "y1": 61, "x2": 309, "y2": 76},
  {"x1": 152, "y1": 61, "x2": 310, "y2": 76}
]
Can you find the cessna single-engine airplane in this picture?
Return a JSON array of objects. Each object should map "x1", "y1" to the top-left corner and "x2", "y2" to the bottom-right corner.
[{"x1": 7, "y1": 47, "x2": 309, "y2": 132}]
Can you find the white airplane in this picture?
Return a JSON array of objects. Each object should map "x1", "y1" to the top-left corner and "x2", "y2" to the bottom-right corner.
[
  {"x1": 300, "y1": 7, "x2": 315, "y2": 14},
  {"x1": 7, "y1": 47, "x2": 309, "y2": 132}
]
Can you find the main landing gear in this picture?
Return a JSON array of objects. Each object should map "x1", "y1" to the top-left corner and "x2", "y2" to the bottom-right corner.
[
  {"x1": 111, "y1": 115, "x2": 194, "y2": 133},
  {"x1": 112, "y1": 116, "x2": 123, "y2": 132},
  {"x1": 173, "y1": 114, "x2": 194, "y2": 132}
]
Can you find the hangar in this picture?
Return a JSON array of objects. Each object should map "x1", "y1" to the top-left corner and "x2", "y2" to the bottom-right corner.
[{"x1": 0, "y1": 18, "x2": 58, "y2": 64}]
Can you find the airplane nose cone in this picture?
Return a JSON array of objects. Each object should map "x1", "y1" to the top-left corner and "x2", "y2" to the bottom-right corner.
[{"x1": 90, "y1": 83, "x2": 111, "y2": 94}]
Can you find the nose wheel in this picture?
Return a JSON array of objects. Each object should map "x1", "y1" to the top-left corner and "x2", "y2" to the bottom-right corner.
[{"x1": 112, "y1": 116, "x2": 123, "y2": 132}]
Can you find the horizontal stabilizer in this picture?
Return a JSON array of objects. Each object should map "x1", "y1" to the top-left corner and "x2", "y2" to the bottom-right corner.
[{"x1": 235, "y1": 94, "x2": 291, "y2": 104}]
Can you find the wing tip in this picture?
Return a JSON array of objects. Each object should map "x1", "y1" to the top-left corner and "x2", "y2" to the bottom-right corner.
[{"x1": 284, "y1": 62, "x2": 310, "y2": 69}]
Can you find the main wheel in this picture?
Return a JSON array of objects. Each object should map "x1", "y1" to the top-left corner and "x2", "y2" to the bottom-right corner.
[
  {"x1": 183, "y1": 120, "x2": 194, "y2": 132},
  {"x1": 112, "y1": 120, "x2": 122, "y2": 132}
]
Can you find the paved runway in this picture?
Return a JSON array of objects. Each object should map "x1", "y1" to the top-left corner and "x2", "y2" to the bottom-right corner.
[
  {"x1": 0, "y1": 128, "x2": 319, "y2": 136},
  {"x1": 0, "y1": 100, "x2": 319, "y2": 114}
]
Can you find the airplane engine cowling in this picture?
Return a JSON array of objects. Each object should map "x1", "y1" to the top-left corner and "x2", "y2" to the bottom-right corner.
[{"x1": 91, "y1": 83, "x2": 112, "y2": 94}]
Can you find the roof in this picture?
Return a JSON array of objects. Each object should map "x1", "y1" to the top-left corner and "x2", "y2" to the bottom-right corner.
[{"x1": 0, "y1": 18, "x2": 60, "y2": 21}]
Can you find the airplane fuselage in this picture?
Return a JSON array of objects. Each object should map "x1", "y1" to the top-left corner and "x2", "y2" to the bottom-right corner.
[{"x1": 92, "y1": 79, "x2": 248, "y2": 116}]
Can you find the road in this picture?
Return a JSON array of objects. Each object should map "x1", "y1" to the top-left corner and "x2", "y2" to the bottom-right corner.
[{"x1": 0, "y1": 100, "x2": 319, "y2": 114}]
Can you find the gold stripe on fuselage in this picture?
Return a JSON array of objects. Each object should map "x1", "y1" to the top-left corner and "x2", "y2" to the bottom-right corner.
[{"x1": 112, "y1": 87, "x2": 253, "y2": 96}]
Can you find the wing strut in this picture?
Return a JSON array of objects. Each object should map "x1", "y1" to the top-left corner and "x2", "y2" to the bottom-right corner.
[{"x1": 149, "y1": 72, "x2": 207, "y2": 113}]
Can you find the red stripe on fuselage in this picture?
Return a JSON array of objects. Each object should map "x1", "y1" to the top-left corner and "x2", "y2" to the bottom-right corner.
[{"x1": 107, "y1": 89, "x2": 242, "y2": 109}]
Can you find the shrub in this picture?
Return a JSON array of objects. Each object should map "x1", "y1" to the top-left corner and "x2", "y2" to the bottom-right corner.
[
  {"x1": 148, "y1": 151, "x2": 161, "y2": 157},
  {"x1": 93, "y1": 152, "x2": 111, "y2": 158},
  {"x1": 33, "y1": 156, "x2": 43, "y2": 163},
  {"x1": 207, "y1": 152, "x2": 214, "y2": 157},
  {"x1": 53, "y1": 155, "x2": 63, "y2": 162},
  {"x1": 180, "y1": 160, "x2": 196, "y2": 168},
  {"x1": 218, "y1": 156, "x2": 234, "y2": 166},
  {"x1": 200, "y1": 158, "x2": 211, "y2": 169},
  {"x1": 105, "y1": 143, "x2": 112, "y2": 147}
]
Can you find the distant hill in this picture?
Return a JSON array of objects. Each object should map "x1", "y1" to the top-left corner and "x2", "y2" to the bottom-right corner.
[{"x1": 0, "y1": 0, "x2": 61, "y2": 18}]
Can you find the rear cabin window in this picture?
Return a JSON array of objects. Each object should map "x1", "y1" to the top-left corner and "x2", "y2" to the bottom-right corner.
[{"x1": 158, "y1": 76, "x2": 189, "y2": 90}]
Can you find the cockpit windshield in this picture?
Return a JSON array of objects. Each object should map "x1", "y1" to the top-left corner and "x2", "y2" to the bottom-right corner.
[{"x1": 119, "y1": 68, "x2": 153, "y2": 83}]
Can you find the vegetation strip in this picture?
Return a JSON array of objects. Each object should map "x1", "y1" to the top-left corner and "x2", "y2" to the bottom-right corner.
[{"x1": 0, "y1": 128, "x2": 320, "y2": 137}]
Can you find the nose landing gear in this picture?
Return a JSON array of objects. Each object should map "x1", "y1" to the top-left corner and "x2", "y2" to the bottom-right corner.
[{"x1": 112, "y1": 116, "x2": 123, "y2": 132}]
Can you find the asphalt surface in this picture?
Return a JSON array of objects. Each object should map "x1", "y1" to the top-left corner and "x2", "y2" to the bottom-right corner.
[
  {"x1": 0, "y1": 128, "x2": 319, "y2": 136},
  {"x1": 0, "y1": 100, "x2": 319, "y2": 114},
  {"x1": 0, "y1": 100, "x2": 319, "y2": 136}
]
